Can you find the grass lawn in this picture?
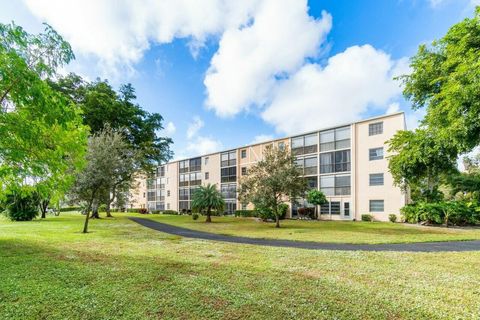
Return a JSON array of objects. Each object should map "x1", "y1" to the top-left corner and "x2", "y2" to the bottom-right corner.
[
  {"x1": 1, "y1": 212, "x2": 479, "y2": 319},
  {"x1": 144, "y1": 214, "x2": 480, "y2": 244}
]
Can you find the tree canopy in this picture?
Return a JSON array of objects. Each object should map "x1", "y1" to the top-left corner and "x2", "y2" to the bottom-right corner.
[{"x1": 239, "y1": 147, "x2": 306, "y2": 228}]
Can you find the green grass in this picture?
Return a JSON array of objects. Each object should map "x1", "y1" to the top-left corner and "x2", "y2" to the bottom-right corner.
[
  {"x1": 144, "y1": 214, "x2": 480, "y2": 244},
  {"x1": 1, "y1": 212, "x2": 480, "y2": 319}
]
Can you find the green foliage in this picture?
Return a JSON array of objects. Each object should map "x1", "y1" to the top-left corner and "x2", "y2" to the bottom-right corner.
[
  {"x1": 2, "y1": 189, "x2": 39, "y2": 221},
  {"x1": 361, "y1": 214, "x2": 373, "y2": 222},
  {"x1": 234, "y1": 210, "x2": 257, "y2": 217},
  {"x1": 51, "y1": 74, "x2": 173, "y2": 171},
  {"x1": 162, "y1": 210, "x2": 178, "y2": 215},
  {"x1": 239, "y1": 147, "x2": 307, "y2": 227},
  {"x1": 192, "y1": 213, "x2": 199, "y2": 220},
  {"x1": 388, "y1": 214, "x2": 398, "y2": 223},
  {"x1": 388, "y1": 129, "x2": 457, "y2": 202},
  {"x1": 191, "y1": 184, "x2": 225, "y2": 222},
  {"x1": 0, "y1": 22, "x2": 88, "y2": 198},
  {"x1": 306, "y1": 190, "x2": 327, "y2": 206},
  {"x1": 401, "y1": 201, "x2": 480, "y2": 226},
  {"x1": 298, "y1": 207, "x2": 316, "y2": 219},
  {"x1": 398, "y1": 8, "x2": 480, "y2": 153},
  {"x1": 59, "y1": 206, "x2": 82, "y2": 212}
]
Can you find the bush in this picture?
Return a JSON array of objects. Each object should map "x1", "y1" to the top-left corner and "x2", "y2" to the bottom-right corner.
[
  {"x1": 2, "y1": 192, "x2": 39, "y2": 221},
  {"x1": 192, "y1": 213, "x2": 199, "y2": 220},
  {"x1": 162, "y1": 210, "x2": 178, "y2": 215},
  {"x1": 401, "y1": 200, "x2": 480, "y2": 226},
  {"x1": 126, "y1": 208, "x2": 148, "y2": 214},
  {"x1": 298, "y1": 207, "x2": 315, "y2": 219},
  {"x1": 151, "y1": 210, "x2": 161, "y2": 214},
  {"x1": 59, "y1": 206, "x2": 82, "y2": 212},
  {"x1": 388, "y1": 214, "x2": 397, "y2": 223},
  {"x1": 234, "y1": 210, "x2": 256, "y2": 217},
  {"x1": 361, "y1": 214, "x2": 373, "y2": 222}
]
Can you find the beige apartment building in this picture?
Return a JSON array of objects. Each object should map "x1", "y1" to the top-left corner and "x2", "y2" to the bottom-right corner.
[{"x1": 132, "y1": 112, "x2": 407, "y2": 221}]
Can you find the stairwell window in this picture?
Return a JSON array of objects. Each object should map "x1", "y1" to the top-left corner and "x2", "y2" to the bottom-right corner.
[{"x1": 369, "y1": 122, "x2": 383, "y2": 136}]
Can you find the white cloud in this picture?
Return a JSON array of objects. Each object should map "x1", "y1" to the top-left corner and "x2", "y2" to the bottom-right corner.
[
  {"x1": 262, "y1": 45, "x2": 407, "y2": 135},
  {"x1": 186, "y1": 136, "x2": 223, "y2": 156},
  {"x1": 386, "y1": 102, "x2": 400, "y2": 114},
  {"x1": 251, "y1": 134, "x2": 275, "y2": 144},
  {"x1": 164, "y1": 121, "x2": 176, "y2": 135},
  {"x1": 186, "y1": 116, "x2": 204, "y2": 139},
  {"x1": 204, "y1": 0, "x2": 332, "y2": 117},
  {"x1": 22, "y1": 0, "x2": 260, "y2": 76}
]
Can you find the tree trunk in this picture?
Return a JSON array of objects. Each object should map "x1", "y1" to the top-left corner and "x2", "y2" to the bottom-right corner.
[
  {"x1": 90, "y1": 200, "x2": 100, "y2": 219},
  {"x1": 274, "y1": 205, "x2": 280, "y2": 228},
  {"x1": 106, "y1": 202, "x2": 113, "y2": 217},
  {"x1": 40, "y1": 198, "x2": 49, "y2": 219},
  {"x1": 106, "y1": 186, "x2": 116, "y2": 218},
  {"x1": 83, "y1": 195, "x2": 95, "y2": 233},
  {"x1": 205, "y1": 207, "x2": 212, "y2": 223}
]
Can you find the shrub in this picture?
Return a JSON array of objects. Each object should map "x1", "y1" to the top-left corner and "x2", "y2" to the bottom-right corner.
[
  {"x1": 59, "y1": 206, "x2": 82, "y2": 212},
  {"x1": 388, "y1": 214, "x2": 397, "y2": 223},
  {"x1": 298, "y1": 207, "x2": 315, "y2": 219},
  {"x1": 401, "y1": 200, "x2": 480, "y2": 226},
  {"x1": 126, "y1": 208, "x2": 148, "y2": 214},
  {"x1": 151, "y1": 210, "x2": 161, "y2": 214},
  {"x1": 192, "y1": 213, "x2": 199, "y2": 220},
  {"x1": 2, "y1": 192, "x2": 39, "y2": 221},
  {"x1": 361, "y1": 214, "x2": 373, "y2": 222},
  {"x1": 162, "y1": 210, "x2": 178, "y2": 215},
  {"x1": 234, "y1": 210, "x2": 256, "y2": 217}
]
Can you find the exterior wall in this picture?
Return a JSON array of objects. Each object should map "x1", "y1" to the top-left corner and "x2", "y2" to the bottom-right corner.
[
  {"x1": 128, "y1": 175, "x2": 147, "y2": 209},
  {"x1": 353, "y1": 113, "x2": 406, "y2": 221},
  {"x1": 165, "y1": 162, "x2": 178, "y2": 211},
  {"x1": 141, "y1": 112, "x2": 406, "y2": 221}
]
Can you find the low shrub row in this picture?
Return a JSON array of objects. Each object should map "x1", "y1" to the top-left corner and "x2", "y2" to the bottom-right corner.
[
  {"x1": 234, "y1": 204, "x2": 288, "y2": 221},
  {"x1": 401, "y1": 200, "x2": 480, "y2": 226},
  {"x1": 126, "y1": 208, "x2": 148, "y2": 214},
  {"x1": 59, "y1": 206, "x2": 82, "y2": 212}
]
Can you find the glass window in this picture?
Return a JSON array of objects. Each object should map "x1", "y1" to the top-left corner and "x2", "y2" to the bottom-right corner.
[
  {"x1": 369, "y1": 173, "x2": 384, "y2": 186},
  {"x1": 304, "y1": 156, "x2": 318, "y2": 175},
  {"x1": 331, "y1": 202, "x2": 341, "y2": 214},
  {"x1": 344, "y1": 202, "x2": 350, "y2": 216},
  {"x1": 335, "y1": 175, "x2": 351, "y2": 195},
  {"x1": 320, "y1": 202, "x2": 330, "y2": 214},
  {"x1": 292, "y1": 137, "x2": 303, "y2": 148},
  {"x1": 335, "y1": 126, "x2": 350, "y2": 141},
  {"x1": 369, "y1": 122, "x2": 383, "y2": 136},
  {"x1": 241, "y1": 167, "x2": 247, "y2": 175},
  {"x1": 320, "y1": 175, "x2": 334, "y2": 196},
  {"x1": 335, "y1": 150, "x2": 351, "y2": 172},
  {"x1": 241, "y1": 149, "x2": 247, "y2": 158},
  {"x1": 320, "y1": 152, "x2": 334, "y2": 174},
  {"x1": 305, "y1": 176, "x2": 318, "y2": 189},
  {"x1": 369, "y1": 200, "x2": 384, "y2": 212},
  {"x1": 369, "y1": 148, "x2": 384, "y2": 161},
  {"x1": 320, "y1": 130, "x2": 335, "y2": 152},
  {"x1": 278, "y1": 142, "x2": 285, "y2": 150},
  {"x1": 205, "y1": 172, "x2": 209, "y2": 180},
  {"x1": 304, "y1": 134, "x2": 317, "y2": 146}
]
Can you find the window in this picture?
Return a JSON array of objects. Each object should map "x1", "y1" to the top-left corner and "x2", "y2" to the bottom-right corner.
[
  {"x1": 241, "y1": 167, "x2": 247, "y2": 175},
  {"x1": 221, "y1": 151, "x2": 236, "y2": 167},
  {"x1": 369, "y1": 147, "x2": 384, "y2": 160},
  {"x1": 189, "y1": 157, "x2": 201, "y2": 172},
  {"x1": 179, "y1": 160, "x2": 189, "y2": 173},
  {"x1": 241, "y1": 149, "x2": 247, "y2": 158},
  {"x1": 278, "y1": 142, "x2": 285, "y2": 150},
  {"x1": 147, "y1": 191, "x2": 155, "y2": 201},
  {"x1": 305, "y1": 176, "x2": 318, "y2": 190},
  {"x1": 205, "y1": 172, "x2": 209, "y2": 180},
  {"x1": 241, "y1": 203, "x2": 247, "y2": 210},
  {"x1": 221, "y1": 183, "x2": 237, "y2": 199},
  {"x1": 143, "y1": 192, "x2": 145, "y2": 198},
  {"x1": 320, "y1": 130, "x2": 335, "y2": 152},
  {"x1": 369, "y1": 200, "x2": 384, "y2": 212},
  {"x1": 167, "y1": 203, "x2": 170, "y2": 210},
  {"x1": 167, "y1": 190, "x2": 170, "y2": 197},
  {"x1": 335, "y1": 175, "x2": 351, "y2": 195},
  {"x1": 331, "y1": 202, "x2": 341, "y2": 215},
  {"x1": 369, "y1": 173, "x2": 384, "y2": 186},
  {"x1": 204, "y1": 157, "x2": 209, "y2": 165},
  {"x1": 320, "y1": 202, "x2": 330, "y2": 214},
  {"x1": 320, "y1": 176, "x2": 334, "y2": 196},
  {"x1": 221, "y1": 166, "x2": 236, "y2": 183},
  {"x1": 335, "y1": 126, "x2": 351, "y2": 149},
  {"x1": 224, "y1": 200, "x2": 237, "y2": 214},
  {"x1": 334, "y1": 150, "x2": 351, "y2": 172},
  {"x1": 344, "y1": 202, "x2": 350, "y2": 216},
  {"x1": 320, "y1": 152, "x2": 334, "y2": 173},
  {"x1": 179, "y1": 188, "x2": 189, "y2": 201},
  {"x1": 292, "y1": 134, "x2": 318, "y2": 155},
  {"x1": 303, "y1": 157, "x2": 318, "y2": 175},
  {"x1": 369, "y1": 122, "x2": 383, "y2": 136}
]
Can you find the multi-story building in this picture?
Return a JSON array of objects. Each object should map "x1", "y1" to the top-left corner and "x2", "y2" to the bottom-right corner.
[{"x1": 140, "y1": 112, "x2": 407, "y2": 221}]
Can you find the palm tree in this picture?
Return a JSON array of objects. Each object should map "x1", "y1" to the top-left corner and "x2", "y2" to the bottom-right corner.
[{"x1": 191, "y1": 184, "x2": 225, "y2": 223}]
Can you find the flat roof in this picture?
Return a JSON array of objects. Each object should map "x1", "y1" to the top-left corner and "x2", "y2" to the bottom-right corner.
[{"x1": 165, "y1": 112, "x2": 405, "y2": 164}]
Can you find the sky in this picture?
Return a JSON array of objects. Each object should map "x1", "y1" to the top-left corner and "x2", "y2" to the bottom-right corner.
[{"x1": 0, "y1": 0, "x2": 478, "y2": 160}]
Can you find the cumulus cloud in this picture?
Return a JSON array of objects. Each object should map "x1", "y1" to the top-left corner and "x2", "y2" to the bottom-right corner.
[
  {"x1": 262, "y1": 45, "x2": 407, "y2": 135},
  {"x1": 251, "y1": 134, "x2": 275, "y2": 144},
  {"x1": 204, "y1": 0, "x2": 332, "y2": 117},
  {"x1": 186, "y1": 136, "x2": 223, "y2": 156},
  {"x1": 386, "y1": 102, "x2": 401, "y2": 114},
  {"x1": 23, "y1": 0, "x2": 260, "y2": 76}
]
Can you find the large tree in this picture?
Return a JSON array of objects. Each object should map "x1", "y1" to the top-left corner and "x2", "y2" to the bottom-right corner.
[
  {"x1": 398, "y1": 8, "x2": 480, "y2": 153},
  {"x1": 0, "y1": 22, "x2": 88, "y2": 205},
  {"x1": 239, "y1": 147, "x2": 307, "y2": 228}
]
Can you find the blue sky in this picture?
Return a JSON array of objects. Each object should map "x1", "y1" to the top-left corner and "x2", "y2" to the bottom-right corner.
[{"x1": 0, "y1": 0, "x2": 477, "y2": 159}]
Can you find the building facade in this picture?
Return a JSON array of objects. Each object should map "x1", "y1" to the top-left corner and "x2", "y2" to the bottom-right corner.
[{"x1": 139, "y1": 112, "x2": 407, "y2": 221}]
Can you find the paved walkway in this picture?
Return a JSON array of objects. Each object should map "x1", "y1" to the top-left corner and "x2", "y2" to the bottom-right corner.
[{"x1": 130, "y1": 217, "x2": 480, "y2": 252}]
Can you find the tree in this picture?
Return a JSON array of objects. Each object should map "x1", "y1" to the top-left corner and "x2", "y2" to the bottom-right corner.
[
  {"x1": 239, "y1": 147, "x2": 307, "y2": 228},
  {"x1": 70, "y1": 128, "x2": 132, "y2": 233},
  {"x1": 51, "y1": 75, "x2": 173, "y2": 171},
  {"x1": 0, "y1": 22, "x2": 88, "y2": 205},
  {"x1": 306, "y1": 189, "x2": 327, "y2": 219},
  {"x1": 191, "y1": 184, "x2": 225, "y2": 223},
  {"x1": 388, "y1": 129, "x2": 458, "y2": 202},
  {"x1": 397, "y1": 8, "x2": 480, "y2": 154}
]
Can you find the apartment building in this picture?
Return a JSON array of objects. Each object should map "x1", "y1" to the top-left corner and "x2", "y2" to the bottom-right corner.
[{"x1": 136, "y1": 112, "x2": 407, "y2": 221}]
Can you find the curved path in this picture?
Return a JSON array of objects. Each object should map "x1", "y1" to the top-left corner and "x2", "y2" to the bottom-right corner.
[{"x1": 130, "y1": 217, "x2": 480, "y2": 252}]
